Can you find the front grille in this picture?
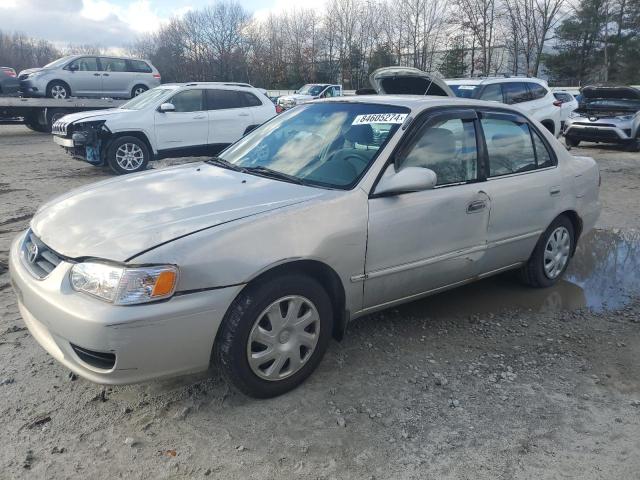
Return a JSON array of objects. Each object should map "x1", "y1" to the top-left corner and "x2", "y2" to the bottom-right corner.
[
  {"x1": 21, "y1": 230, "x2": 62, "y2": 279},
  {"x1": 574, "y1": 122, "x2": 617, "y2": 128},
  {"x1": 52, "y1": 120, "x2": 69, "y2": 136},
  {"x1": 70, "y1": 344, "x2": 116, "y2": 370}
]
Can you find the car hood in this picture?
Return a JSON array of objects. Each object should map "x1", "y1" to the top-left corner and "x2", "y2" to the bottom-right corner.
[
  {"x1": 57, "y1": 108, "x2": 129, "y2": 125},
  {"x1": 582, "y1": 85, "x2": 640, "y2": 100},
  {"x1": 369, "y1": 67, "x2": 454, "y2": 97},
  {"x1": 280, "y1": 94, "x2": 314, "y2": 102},
  {"x1": 18, "y1": 67, "x2": 45, "y2": 76},
  {"x1": 31, "y1": 163, "x2": 325, "y2": 261}
]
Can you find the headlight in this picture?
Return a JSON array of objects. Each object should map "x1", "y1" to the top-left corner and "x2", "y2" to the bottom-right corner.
[
  {"x1": 70, "y1": 262, "x2": 178, "y2": 305},
  {"x1": 616, "y1": 115, "x2": 635, "y2": 121},
  {"x1": 568, "y1": 111, "x2": 581, "y2": 119}
]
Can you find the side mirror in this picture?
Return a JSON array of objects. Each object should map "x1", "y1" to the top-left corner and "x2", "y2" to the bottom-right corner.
[
  {"x1": 159, "y1": 102, "x2": 175, "y2": 112},
  {"x1": 68, "y1": 64, "x2": 79, "y2": 72},
  {"x1": 374, "y1": 165, "x2": 437, "y2": 195}
]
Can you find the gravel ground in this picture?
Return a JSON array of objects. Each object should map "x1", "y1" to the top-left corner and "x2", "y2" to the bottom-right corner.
[{"x1": 0, "y1": 125, "x2": 639, "y2": 479}]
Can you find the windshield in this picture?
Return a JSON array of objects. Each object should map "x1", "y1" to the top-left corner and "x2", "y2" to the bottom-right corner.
[
  {"x1": 297, "y1": 84, "x2": 326, "y2": 96},
  {"x1": 448, "y1": 84, "x2": 478, "y2": 98},
  {"x1": 119, "y1": 87, "x2": 174, "y2": 110},
  {"x1": 220, "y1": 102, "x2": 410, "y2": 189},
  {"x1": 44, "y1": 56, "x2": 73, "y2": 69}
]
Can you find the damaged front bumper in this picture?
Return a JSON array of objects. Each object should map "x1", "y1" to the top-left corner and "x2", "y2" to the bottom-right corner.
[{"x1": 52, "y1": 120, "x2": 108, "y2": 165}]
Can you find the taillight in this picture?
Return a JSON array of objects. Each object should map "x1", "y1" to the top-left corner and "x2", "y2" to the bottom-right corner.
[
  {"x1": 153, "y1": 73, "x2": 161, "y2": 79},
  {"x1": 553, "y1": 100, "x2": 562, "y2": 107},
  {"x1": 275, "y1": 105, "x2": 284, "y2": 114},
  {"x1": 2, "y1": 68, "x2": 16, "y2": 77}
]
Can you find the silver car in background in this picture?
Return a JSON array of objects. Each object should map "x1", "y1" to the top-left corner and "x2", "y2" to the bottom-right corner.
[
  {"x1": 19, "y1": 55, "x2": 161, "y2": 99},
  {"x1": 565, "y1": 85, "x2": 640, "y2": 151},
  {"x1": 10, "y1": 96, "x2": 600, "y2": 398}
]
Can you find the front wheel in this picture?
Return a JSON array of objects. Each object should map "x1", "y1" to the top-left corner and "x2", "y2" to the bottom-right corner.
[
  {"x1": 106, "y1": 136, "x2": 150, "y2": 174},
  {"x1": 47, "y1": 81, "x2": 70, "y2": 99},
  {"x1": 520, "y1": 216, "x2": 575, "y2": 288},
  {"x1": 214, "y1": 274, "x2": 333, "y2": 398}
]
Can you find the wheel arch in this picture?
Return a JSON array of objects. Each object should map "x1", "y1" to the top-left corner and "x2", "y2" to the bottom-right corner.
[
  {"x1": 559, "y1": 210, "x2": 583, "y2": 255},
  {"x1": 232, "y1": 259, "x2": 348, "y2": 341},
  {"x1": 46, "y1": 79, "x2": 71, "y2": 96},
  {"x1": 106, "y1": 130, "x2": 155, "y2": 159}
]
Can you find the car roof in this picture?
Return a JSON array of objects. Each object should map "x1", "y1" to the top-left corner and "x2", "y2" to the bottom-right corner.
[
  {"x1": 162, "y1": 82, "x2": 257, "y2": 89},
  {"x1": 317, "y1": 94, "x2": 527, "y2": 113}
]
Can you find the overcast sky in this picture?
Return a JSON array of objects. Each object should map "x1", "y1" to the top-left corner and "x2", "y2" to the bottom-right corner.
[{"x1": 0, "y1": 0, "x2": 321, "y2": 48}]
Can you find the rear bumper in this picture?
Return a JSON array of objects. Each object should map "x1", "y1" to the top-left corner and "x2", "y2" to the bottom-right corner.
[
  {"x1": 9, "y1": 231, "x2": 242, "y2": 384},
  {"x1": 565, "y1": 124, "x2": 634, "y2": 143},
  {"x1": 1, "y1": 79, "x2": 20, "y2": 95}
]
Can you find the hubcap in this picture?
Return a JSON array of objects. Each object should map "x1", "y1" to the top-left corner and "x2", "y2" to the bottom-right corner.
[
  {"x1": 115, "y1": 143, "x2": 145, "y2": 171},
  {"x1": 134, "y1": 87, "x2": 146, "y2": 96},
  {"x1": 51, "y1": 85, "x2": 67, "y2": 99},
  {"x1": 247, "y1": 295, "x2": 320, "y2": 381},
  {"x1": 543, "y1": 226, "x2": 571, "y2": 279}
]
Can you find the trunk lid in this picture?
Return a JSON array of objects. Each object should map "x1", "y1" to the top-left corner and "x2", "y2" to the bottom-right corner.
[{"x1": 369, "y1": 67, "x2": 454, "y2": 97}]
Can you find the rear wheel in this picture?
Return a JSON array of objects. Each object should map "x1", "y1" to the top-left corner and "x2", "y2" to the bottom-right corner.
[
  {"x1": 627, "y1": 135, "x2": 640, "y2": 152},
  {"x1": 131, "y1": 85, "x2": 148, "y2": 98},
  {"x1": 214, "y1": 274, "x2": 333, "y2": 398},
  {"x1": 106, "y1": 136, "x2": 150, "y2": 174},
  {"x1": 565, "y1": 136, "x2": 580, "y2": 148},
  {"x1": 47, "y1": 81, "x2": 70, "y2": 99},
  {"x1": 520, "y1": 216, "x2": 574, "y2": 288}
]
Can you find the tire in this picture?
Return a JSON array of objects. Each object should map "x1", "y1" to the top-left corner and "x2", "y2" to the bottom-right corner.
[
  {"x1": 627, "y1": 136, "x2": 640, "y2": 152},
  {"x1": 131, "y1": 85, "x2": 148, "y2": 98},
  {"x1": 565, "y1": 136, "x2": 580, "y2": 148},
  {"x1": 46, "y1": 81, "x2": 70, "y2": 99},
  {"x1": 106, "y1": 136, "x2": 150, "y2": 175},
  {"x1": 520, "y1": 215, "x2": 575, "y2": 288},
  {"x1": 214, "y1": 274, "x2": 334, "y2": 398},
  {"x1": 24, "y1": 121, "x2": 49, "y2": 133}
]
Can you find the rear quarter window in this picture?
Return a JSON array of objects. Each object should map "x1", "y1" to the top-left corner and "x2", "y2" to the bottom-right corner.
[
  {"x1": 241, "y1": 92, "x2": 263, "y2": 107},
  {"x1": 528, "y1": 83, "x2": 548, "y2": 100},
  {"x1": 128, "y1": 60, "x2": 152, "y2": 73}
]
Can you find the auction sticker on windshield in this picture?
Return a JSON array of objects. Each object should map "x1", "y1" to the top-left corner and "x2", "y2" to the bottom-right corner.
[{"x1": 352, "y1": 113, "x2": 408, "y2": 125}]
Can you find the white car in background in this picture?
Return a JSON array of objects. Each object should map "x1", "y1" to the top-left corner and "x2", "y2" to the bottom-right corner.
[
  {"x1": 553, "y1": 91, "x2": 579, "y2": 130},
  {"x1": 277, "y1": 84, "x2": 343, "y2": 110},
  {"x1": 51, "y1": 83, "x2": 276, "y2": 174},
  {"x1": 446, "y1": 77, "x2": 561, "y2": 137}
]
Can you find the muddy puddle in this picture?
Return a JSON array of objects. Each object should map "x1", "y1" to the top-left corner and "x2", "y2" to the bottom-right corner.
[{"x1": 399, "y1": 228, "x2": 640, "y2": 318}]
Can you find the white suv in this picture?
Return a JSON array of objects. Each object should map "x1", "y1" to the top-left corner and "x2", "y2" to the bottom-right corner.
[
  {"x1": 52, "y1": 83, "x2": 276, "y2": 174},
  {"x1": 446, "y1": 77, "x2": 561, "y2": 137}
]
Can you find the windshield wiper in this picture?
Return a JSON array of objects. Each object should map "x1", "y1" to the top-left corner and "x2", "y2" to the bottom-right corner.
[
  {"x1": 244, "y1": 166, "x2": 305, "y2": 185},
  {"x1": 205, "y1": 156, "x2": 245, "y2": 172}
]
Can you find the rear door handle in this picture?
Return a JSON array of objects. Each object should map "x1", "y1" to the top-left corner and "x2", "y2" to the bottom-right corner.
[
  {"x1": 550, "y1": 187, "x2": 561, "y2": 196},
  {"x1": 93, "y1": 73, "x2": 101, "y2": 76},
  {"x1": 467, "y1": 200, "x2": 486, "y2": 213},
  {"x1": 193, "y1": 115, "x2": 206, "y2": 119},
  {"x1": 102, "y1": 73, "x2": 110, "y2": 77},
  {"x1": 238, "y1": 113, "x2": 250, "y2": 117}
]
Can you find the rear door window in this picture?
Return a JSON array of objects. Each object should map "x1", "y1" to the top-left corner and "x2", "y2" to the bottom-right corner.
[
  {"x1": 100, "y1": 58, "x2": 128, "y2": 72},
  {"x1": 206, "y1": 89, "x2": 245, "y2": 110},
  {"x1": 531, "y1": 128, "x2": 554, "y2": 168},
  {"x1": 479, "y1": 84, "x2": 503, "y2": 102},
  {"x1": 481, "y1": 117, "x2": 536, "y2": 176},
  {"x1": 527, "y1": 83, "x2": 548, "y2": 100},
  {"x1": 502, "y1": 82, "x2": 531, "y2": 104}
]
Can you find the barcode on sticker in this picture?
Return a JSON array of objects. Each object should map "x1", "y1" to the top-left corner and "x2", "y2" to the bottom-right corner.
[{"x1": 352, "y1": 113, "x2": 408, "y2": 125}]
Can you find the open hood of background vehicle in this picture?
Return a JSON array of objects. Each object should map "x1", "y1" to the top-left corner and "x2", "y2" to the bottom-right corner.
[
  {"x1": 369, "y1": 67, "x2": 454, "y2": 97},
  {"x1": 582, "y1": 85, "x2": 640, "y2": 101}
]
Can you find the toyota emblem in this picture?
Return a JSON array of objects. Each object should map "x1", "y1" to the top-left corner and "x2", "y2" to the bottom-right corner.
[
  {"x1": 27, "y1": 243, "x2": 39, "y2": 264},
  {"x1": 589, "y1": 116, "x2": 598, "y2": 122}
]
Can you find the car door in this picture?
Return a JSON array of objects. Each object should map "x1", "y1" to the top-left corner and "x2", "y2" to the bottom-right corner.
[
  {"x1": 476, "y1": 110, "x2": 560, "y2": 272},
  {"x1": 363, "y1": 109, "x2": 491, "y2": 309},
  {"x1": 205, "y1": 89, "x2": 252, "y2": 151},
  {"x1": 64, "y1": 57, "x2": 101, "y2": 97},
  {"x1": 154, "y1": 89, "x2": 209, "y2": 151},
  {"x1": 99, "y1": 57, "x2": 132, "y2": 98}
]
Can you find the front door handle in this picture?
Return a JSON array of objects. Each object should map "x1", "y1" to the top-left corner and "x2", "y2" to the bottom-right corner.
[
  {"x1": 238, "y1": 113, "x2": 250, "y2": 117},
  {"x1": 93, "y1": 73, "x2": 101, "y2": 76},
  {"x1": 467, "y1": 200, "x2": 487, "y2": 213},
  {"x1": 550, "y1": 187, "x2": 561, "y2": 196},
  {"x1": 193, "y1": 115, "x2": 206, "y2": 119},
  {"x1": 102, "y1": 73, "x2": 110, "y2": 77}
]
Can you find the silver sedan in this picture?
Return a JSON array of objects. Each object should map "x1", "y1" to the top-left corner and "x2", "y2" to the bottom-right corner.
[{"x1": 9, "y1": 96, "x2": 601, "y2": 397}]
